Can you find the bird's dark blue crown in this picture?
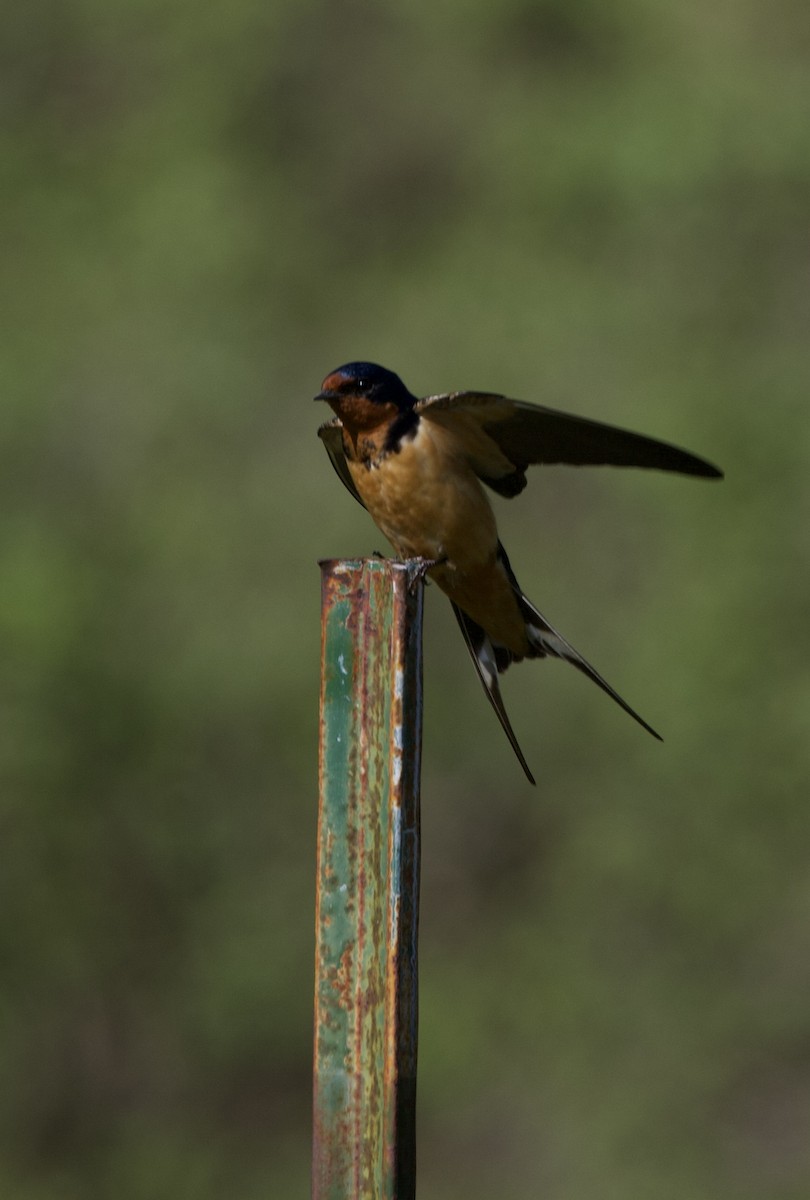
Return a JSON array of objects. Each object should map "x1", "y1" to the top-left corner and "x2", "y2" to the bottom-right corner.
[{"x1": 324, "y1": 362, "x2": 416, "y2": 409}]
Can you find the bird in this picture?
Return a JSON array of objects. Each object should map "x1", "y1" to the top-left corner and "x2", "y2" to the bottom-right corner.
[{"x1": 315, "y1": 361, "x2": 722, "y2": 784}]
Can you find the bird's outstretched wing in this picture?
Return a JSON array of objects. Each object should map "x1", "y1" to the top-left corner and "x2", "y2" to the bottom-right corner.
[
  {"x1": 418, "y1": 392, "x2": 723, "y2": 497},
  {"x1": 318, "y1": 418, "x2": 365, "y2": 508}
]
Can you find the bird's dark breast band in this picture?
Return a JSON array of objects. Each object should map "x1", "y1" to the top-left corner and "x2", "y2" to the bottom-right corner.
[{"x1": 383, "y1": 408, "x2": 420, "y2": 455}]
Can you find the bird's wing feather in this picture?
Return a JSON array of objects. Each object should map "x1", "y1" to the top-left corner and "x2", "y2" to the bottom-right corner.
[
  {"x1": 419, "y1": 392, "x2": 723, "y2": 484},
  {"x1": 318, "y1": 418, "x2": 367, "y2": 509},
  {"x1": 417, "y1": 393, "x2": 528, "y2": 496}
]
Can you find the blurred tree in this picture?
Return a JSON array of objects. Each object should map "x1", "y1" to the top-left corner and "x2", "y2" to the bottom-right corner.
[{"x1": 2, "y1": 0, "x2": 809, "y2": 1196}]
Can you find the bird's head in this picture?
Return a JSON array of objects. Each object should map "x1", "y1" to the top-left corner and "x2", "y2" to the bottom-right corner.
[{"x1": 315, "y1": 362, "x2": 416, "y2": 430}]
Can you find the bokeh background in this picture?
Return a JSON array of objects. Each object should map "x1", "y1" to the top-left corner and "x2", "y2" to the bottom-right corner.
[{"x1": 4, "y1": 1, "x2": 810, "y2": 1196}]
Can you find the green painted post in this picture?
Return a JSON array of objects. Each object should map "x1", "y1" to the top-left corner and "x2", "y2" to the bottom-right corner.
[{"x1": 313, "y1": 559, "x2": 423, "y2": 1200}]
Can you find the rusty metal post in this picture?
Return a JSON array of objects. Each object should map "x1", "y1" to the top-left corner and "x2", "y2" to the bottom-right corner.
[{"x1": 314, "y1": 558, "x2": 423, "y2": 1200}]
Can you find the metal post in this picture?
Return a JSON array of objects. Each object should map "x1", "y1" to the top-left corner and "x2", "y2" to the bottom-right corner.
[{"x1": 313, "y1": 558, "x2": 423, "y2": 1200}]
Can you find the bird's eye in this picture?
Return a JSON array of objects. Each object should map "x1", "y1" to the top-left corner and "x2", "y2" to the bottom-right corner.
[{"x1": 355, "y1": 378, "x2": 368, "y2": 393}]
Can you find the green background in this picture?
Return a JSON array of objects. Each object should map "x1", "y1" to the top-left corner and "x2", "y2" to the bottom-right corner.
[{"x1": 3, "y1": 1, "x2": 809, "y2": 1196}]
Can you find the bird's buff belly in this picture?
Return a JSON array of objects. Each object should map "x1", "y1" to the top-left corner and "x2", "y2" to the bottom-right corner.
[
  {"x1": 347, "y1": 428, "x2": 529, "y2": 654},
  {"x1": 348, "y1": 427, "x2": 497, "y2": 569}
]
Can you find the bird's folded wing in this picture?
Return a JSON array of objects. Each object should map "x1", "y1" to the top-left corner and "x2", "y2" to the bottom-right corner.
[
  {"x1": 419, "y1": 392, "x2": 723, "y2": 484},
  {"x1": 318, "y1": 418, "x2": 366, "y2": 508}
]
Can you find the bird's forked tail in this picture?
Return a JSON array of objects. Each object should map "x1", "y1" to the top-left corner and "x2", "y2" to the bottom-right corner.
[{"x1": 451, "y1": 544, "x2": 661, "y2": 783}]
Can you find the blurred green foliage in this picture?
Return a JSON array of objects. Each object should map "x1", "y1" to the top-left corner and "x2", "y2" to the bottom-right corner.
[{"x1": 2, "y1": 0, "x2": 809, "y2": 1196}]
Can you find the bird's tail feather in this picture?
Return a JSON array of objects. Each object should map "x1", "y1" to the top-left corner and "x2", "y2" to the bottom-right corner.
[
  {"x1": 497, "y1": 541, "x2": 663, "y2": 742},
  {"x1": 516, "y1": 590, "x2": 662, "y2": 741},
  {"x1": 450, "y1": 602, "x2": 537, "y2": 785},
  {"x1": 451, "y1": 546, "x2": 662, "y2": 783}
]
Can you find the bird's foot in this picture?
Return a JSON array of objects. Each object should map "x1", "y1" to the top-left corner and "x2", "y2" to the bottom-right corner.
[{"x1": 406, "y1": 555, "x2": 447, "y2": 592}]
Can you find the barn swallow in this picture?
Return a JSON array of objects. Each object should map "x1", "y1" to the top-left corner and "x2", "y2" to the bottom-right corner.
[{"x1": 316, "y1": 362, "x2": 722, "y2": 784}]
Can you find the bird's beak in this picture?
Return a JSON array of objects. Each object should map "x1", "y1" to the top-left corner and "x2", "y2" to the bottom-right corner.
[{"x1": 314, "y1": 390, "x2": 333, "y2": 402}]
